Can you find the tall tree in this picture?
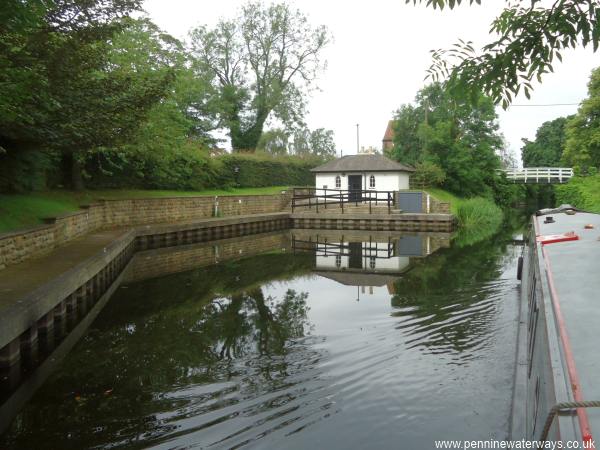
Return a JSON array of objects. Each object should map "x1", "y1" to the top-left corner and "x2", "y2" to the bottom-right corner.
[
  {"x1": 413, "y1": 0, "x2": 600, "y2": 107},
  {"x1": 0, "y1": 1, "x2": 176, "y2": 189},
  {"x1": 257, "y1": 128, "x2": 289, "y2": 155},
  {"x1": 189, "y1": 2, "x2": 330, "y2": 151},
  {"x1": 390, "y1": 83, "x2": 504, "y2": 196},
  {"x1": 308, "y1": 128, "x2": 336, "y2": 159},
  {"x1": 563, "y1": 67, "x2": 600, "y2": 170},
  {"x1": 521, "y1": 116, "x2": 571, "y2": 167}
]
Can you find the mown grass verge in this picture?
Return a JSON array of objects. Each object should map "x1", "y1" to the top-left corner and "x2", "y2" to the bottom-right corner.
[{"x1": 0, "y1": 186, "x2": 291, "y2": 233}]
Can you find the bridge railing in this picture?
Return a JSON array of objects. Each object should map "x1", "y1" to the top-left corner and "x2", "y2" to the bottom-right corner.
[{"x1": 502, "y1": 167, "x2": 574, "y2": 183}]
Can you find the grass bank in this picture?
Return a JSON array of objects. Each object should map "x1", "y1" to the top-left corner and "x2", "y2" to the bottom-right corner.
[
  {"x1": 427, "y1": 188, "x2": 504, "y2": 246},
  {"x1": 555, "y1": 175, "x2": 600, "y2": 212},
  {"x1": 0, "y1": 186, "x2": 290, "y2": 233}
]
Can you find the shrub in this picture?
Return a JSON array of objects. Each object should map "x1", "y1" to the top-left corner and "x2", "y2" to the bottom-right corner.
[
  {"x1": 555, "y1": 174, "x2": 600, "y2": 212},
  {"x1": 410, "y1": 161, "x2": 446, "y2": 188}
]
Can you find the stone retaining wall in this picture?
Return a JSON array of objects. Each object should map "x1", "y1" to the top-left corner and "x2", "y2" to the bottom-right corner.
[
  {"x1": 0, "y1": 192, "x2": 291, "y2": 270},
  {"x1": 291, "y1": 213, "x2": 455, "y2": 232},
  {"x1": 429, "y1": 197, "x2": 451, "y2": 214},
  {"x1": 125, "y1": 231, "x2": 290, "y2": 283}
]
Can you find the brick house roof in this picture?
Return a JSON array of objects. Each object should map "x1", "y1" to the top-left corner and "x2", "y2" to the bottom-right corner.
[{"x1": 383, "y1": 120, "x2": 395, "y2": 142}]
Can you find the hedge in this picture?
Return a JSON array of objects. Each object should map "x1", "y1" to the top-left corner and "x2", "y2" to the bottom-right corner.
[{"x1": 83, "y1": 148, "x2": 317, "y2": 191}]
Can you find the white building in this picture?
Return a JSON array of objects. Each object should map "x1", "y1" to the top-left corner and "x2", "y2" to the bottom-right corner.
[{"x1": 310, "y1": 154, "x2": 414, "y2": 197}]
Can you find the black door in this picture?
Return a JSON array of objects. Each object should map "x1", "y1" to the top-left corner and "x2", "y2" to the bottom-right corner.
[
  {"x1": 348, "y1": 242, "x2": 363, "y2": 269},
  {"x1": 348, "y1": 175, "x2": 362, "y2": 202}
]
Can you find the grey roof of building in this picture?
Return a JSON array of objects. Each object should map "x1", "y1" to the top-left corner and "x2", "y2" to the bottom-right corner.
[
  {"x1": 310, "y1": 154, "x2": 415, "y2": 173},
  {"x1": 315, "y1": 271, "x2": 401, "y2": 287}
]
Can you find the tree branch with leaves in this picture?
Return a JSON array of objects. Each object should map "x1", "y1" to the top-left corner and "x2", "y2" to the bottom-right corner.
[{"x1": 412, "y1": 0, "x2": 600, "y2": 107}]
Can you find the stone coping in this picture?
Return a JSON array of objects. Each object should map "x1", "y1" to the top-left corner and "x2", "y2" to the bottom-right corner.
[
  {"x1": 290, "y1": 212, "x2": 455, "y2": 221},
  {"x1": 0, "y1": 229, "x2": 135, "y2": 349},
  {"x1": 94, "y1": 192, "x2": 289, "y2": 202},
  {"x1": 136, "y1": 212, "x2": 290, "y2": 235}
]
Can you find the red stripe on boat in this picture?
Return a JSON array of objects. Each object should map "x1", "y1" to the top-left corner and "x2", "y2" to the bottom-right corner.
[{"x1": 537, "y1": 232, "x2": 579, "y2": 245}]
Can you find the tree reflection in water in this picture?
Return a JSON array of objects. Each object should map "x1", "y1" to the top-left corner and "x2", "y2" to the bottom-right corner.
[
  {"x1": 0, "y1": 253, "x2": 314, "y2": 450},
  {"x1": 390, "y1": 223, "x2": 522, "y2": 360},
  {"x1": 197, "y1": 288, "x2": 310, "y2": 360}
]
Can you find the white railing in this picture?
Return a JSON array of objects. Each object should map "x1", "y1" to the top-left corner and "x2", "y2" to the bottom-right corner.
[{"x1": 502, "y1": 167, "x2": 574, "y2": 184}]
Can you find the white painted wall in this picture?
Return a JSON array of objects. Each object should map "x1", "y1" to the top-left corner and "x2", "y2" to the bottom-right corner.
[
  {"x1": 314, "y1": 171, "x2": 410, "y2": 193},
  {"x1": 314, "y1": 242, "x2": 410, "y2": 273}
]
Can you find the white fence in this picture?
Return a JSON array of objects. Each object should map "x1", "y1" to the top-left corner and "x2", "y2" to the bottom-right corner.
[{"x1": 502, "y1": 167, "x2": 574, "y2": 184}]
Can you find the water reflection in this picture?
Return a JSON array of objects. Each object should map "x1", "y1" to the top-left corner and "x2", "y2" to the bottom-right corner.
[
  {"x1": 292, "y1": 230, "x2": 450, "y2": 295},
  {"x1": 1, "y1": 224, "x2": 524, "y2": 449},
  {"x1": 391, "y1": 230, "x2": 521, "y2": 360}
]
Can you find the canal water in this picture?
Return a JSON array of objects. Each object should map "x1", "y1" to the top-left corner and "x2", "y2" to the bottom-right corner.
[{"x1": 0, "y1": 222, "x2": 524, "y2": 449}]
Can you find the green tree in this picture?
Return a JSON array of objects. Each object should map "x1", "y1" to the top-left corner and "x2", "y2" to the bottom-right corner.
[
  {"x1": 0, "y1": 1, "x2": 175, "y2": 189},
  {"x1": 189, "y1": 2, "x2": 330, "y2": 151},
  {"x1": 414, "y1": 0, "x2": 600, "y2": 107},
  {"x1": 521, "y1": 116, "x2": 571, "y2": 167},
  {"x1": 563, "y1": 67, "x2": 600, "y2": 170},
  {"x1": 388, "y1": 105, "x2": 423, "y2": 165},
  {"x1": 309, "y1": 128, "x2": 336, "y2": 159},
  {"x1": 257, "y1": 128, "x2": 290, "y2": 155},
  {"x1": 87, "y1": 19, "x2": 221, "y2": 187},
  {"x1": 390, "y1": 83, "x2": 504, "y2": 197},
  {"x1": 289, "y1": 127, "x2": 336, "y2": 158}
]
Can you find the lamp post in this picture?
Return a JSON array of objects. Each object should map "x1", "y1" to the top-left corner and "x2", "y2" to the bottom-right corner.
[{"x1": 356, "y1": 123, "x2": 359, "y2": 153}]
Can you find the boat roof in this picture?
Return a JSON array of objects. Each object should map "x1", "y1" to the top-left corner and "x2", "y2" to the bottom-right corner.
[{"x1": 535, "y1": 210, "x2": 600, "y2": 439}]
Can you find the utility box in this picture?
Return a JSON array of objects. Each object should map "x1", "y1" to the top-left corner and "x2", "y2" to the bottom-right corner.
[{"x1": 398, "y1": 191, "x2": 423, "y2": 213}]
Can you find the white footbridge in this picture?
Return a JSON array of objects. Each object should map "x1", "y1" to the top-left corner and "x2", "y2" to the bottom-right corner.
[{"x1": 502, "y1": 167, "x2": 574, "y2": 184}]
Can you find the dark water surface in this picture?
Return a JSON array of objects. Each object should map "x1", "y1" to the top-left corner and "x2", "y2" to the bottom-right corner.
[{"x1": 0, "y1": 225, "x2": 523, "y2": 449}]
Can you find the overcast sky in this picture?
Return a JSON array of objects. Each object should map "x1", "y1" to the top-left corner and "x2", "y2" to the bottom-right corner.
[{"x1": 143, "y1": 0, "x2": 598, "y2": 164}]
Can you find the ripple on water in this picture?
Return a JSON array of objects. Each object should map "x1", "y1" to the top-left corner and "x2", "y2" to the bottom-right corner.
[{"x1": 0, "y1": 239, "x2": 521, "y2": 449}]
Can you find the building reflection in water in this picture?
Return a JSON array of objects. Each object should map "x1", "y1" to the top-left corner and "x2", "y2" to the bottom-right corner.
[{"x1": 291, "y1": 230, "x2": 450, "y2": 296}]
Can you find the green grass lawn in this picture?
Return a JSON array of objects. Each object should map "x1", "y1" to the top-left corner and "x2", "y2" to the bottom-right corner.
[{"x1": 0, "y1": 186, "x2": 291, "y2": 233}]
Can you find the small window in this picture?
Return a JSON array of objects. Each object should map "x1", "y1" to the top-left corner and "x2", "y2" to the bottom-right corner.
[
  {"x1": 322, "y1": 185, "x2": 328, "y2": 189},
  {"x1": 369, "y1": 257, "x2": 376, "y2": 269},
  {"x1": 335, "y1": 176, "x2": 341, "y2": 188},
  {"x1": 335, "y1": 255, "x2": 342, "y2": 268},
  {"x1": 369, "y1": 175, "x2": 375, "y2": 188}
]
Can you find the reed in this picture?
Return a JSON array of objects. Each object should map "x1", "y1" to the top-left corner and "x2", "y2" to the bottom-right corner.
[{"x1": 455, "y1": 197, "x2": 503, "y2": 230}]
